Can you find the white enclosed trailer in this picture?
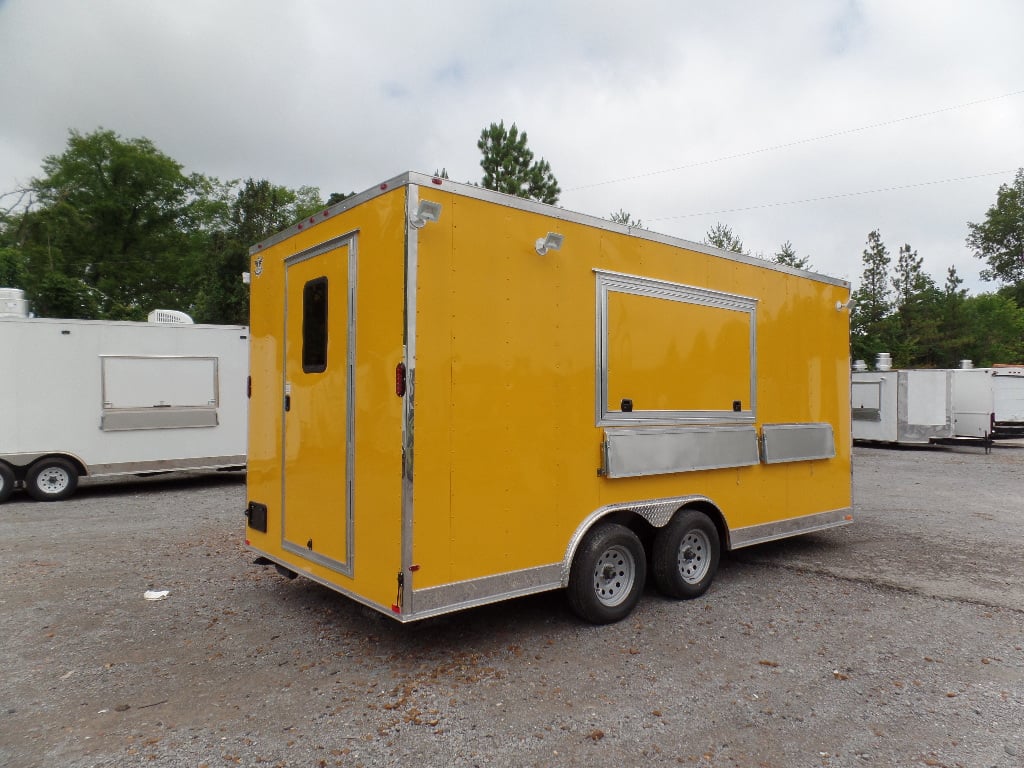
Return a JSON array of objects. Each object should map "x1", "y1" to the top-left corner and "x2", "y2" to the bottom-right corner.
[
  {"x1": 851, "y1": 369, "x2": 954, "y2": 444},
  {"x1": 950, "y1": 366, "x2": 1024, "y2": 440},
  {"x1": 0, "y1": 315, "x2": 248, "y2": 503},
  {"x1": 950, "y1": 368, "x2": 995, "y2": 440}
]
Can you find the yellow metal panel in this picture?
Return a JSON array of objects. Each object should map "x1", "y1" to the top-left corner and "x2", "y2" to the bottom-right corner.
[
  {"x1": 606, "y1": 290, "x2": 752, "y2": 413},
  {"x1": 246, "y1": 189, "x2": 407, "y2": 611}
]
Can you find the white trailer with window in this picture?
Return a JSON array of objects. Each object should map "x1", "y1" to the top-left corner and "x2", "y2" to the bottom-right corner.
[
  {"x1": 851, "y1": 368, "x2": 954, "y2": 444},
  {"x1": 0, "y1": 315, "x2": 248, "y2": 503}
]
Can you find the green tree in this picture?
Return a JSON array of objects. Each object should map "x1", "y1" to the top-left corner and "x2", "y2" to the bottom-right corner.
[
  {"x1": 934, "y1": 265, "x2": 972, "y2": 366},
  {"x1": 609, "y1": 209, "x2": 643, "y2": 228},
  {"x1": 967, "y1": 168, "x2": 1024, "y2": 293},
  {"x1": 193, "y1": 179, "x2": 324, "y2": 325},
  {"x1": 13, "y1": 128, "x2": 211, "y2": 319},
  {"x1": 29, "y1": 271, "x2": 102, "y2": 318},
  {"x1": 961, "y1": 293, "x2": 1024, "y2": 365},
  {"x1": 703, "y1": 223, "x2": 746, "y2": 254},
  {"x1": 478, "y1": 121, "x2": 560, "y2": 204},
  {"x1": 850, "y1": 230, "x2": 893, "y2": 363},
  {"x1": 889, "y1": 243, "x2": 939, "y2": 366},
  {"x1": 773, "y1": 240, "x2": 811, "y2": 270},
  {"x1": 0, "y1": 246, "x2": 27, "y2": 288},
  {"x1": 326, "y1": 191, "x2": 354, "y2": 207}
]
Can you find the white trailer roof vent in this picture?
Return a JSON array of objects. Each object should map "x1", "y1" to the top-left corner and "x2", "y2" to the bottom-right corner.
[
  {"x1": 959, "y1": 359, "x2": 973, "y2": 369},
  {"x1": 147, "y1": 309, "x2": 194, "y2": 325},
  {"x1": 852, "y1": 359, "x2": 868, "y2": 372},
  {"x1": 875, "y1": 352, "x2": 892, "y2": 371},
  {"x1": 0, "y1": 287, "x2": 30, "y2": 318}
]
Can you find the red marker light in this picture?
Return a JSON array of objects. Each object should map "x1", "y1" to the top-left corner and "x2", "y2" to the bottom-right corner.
[
  {"x1": 432, "y1": 177, "x2": 443, "y2": 185},
  {"x1": 396, "y1": 362, "x2": 407, "y2": 396}
]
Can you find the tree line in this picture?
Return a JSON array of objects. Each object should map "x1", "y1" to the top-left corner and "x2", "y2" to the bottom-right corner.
[
  {"x1": 1, "y1": 126, "x2": 1022, "y2": 367},
  {"x1": 848, "y1": 226, "x2": 1024, "y2": 368}
]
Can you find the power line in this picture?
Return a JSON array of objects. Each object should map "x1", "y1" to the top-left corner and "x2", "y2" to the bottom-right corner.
[
  {"x1": 568, "y1": 89, "x2": 1024, "y2": 192},
  {"x1": 647, "y1": 170, "x2": 1018, "y2": 222}
]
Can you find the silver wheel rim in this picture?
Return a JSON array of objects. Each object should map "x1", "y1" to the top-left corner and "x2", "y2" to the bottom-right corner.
[
  {"x1": 37, "y1": 467, "x2": 70, "y2": 494},
  {"x1": 677, "y1": 528, "x2": 711, "y2": 584},
  {"x1": 593, "y1": 544, "x2": 636, "y2": 607}
]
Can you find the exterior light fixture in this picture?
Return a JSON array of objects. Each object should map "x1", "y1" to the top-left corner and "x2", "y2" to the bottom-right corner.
[
  {"x1": 409, "y1": 200, "x2": 442, "y2": 229},
  {"x1": 535, "y1": 232, "x2": 564, "y2": 256}
]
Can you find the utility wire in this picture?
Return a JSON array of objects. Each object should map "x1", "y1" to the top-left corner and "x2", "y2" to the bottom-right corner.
[
  {"x1": 647, "y1": 170, "x2": 1018, "y2": 222},
  {"x1": 568, "y1": 89, "x2": 1024, "y2": 192}
]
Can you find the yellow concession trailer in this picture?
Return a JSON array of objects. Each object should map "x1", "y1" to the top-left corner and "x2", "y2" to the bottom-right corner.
[{"x1": 245, "y1": 172, "x2": 853, "y2": 624}]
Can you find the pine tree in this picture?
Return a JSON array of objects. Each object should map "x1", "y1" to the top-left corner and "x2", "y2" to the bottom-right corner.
[
  {"x1": 609, "y1": 209, "x2": 643, "y2": 228},
  {"x1": 850, "y1": 230, "x2": 893, "y2": 364},
  {"x1": 935, "y1": 265, "x2": 972, "y2": 366},
  {"x1": 773, "y1": 240, "x2": 811, "y2": 270},
  {"x1": 889, "y1": 243, "x2": 938, "y2": 366},
  {"x1": 703, "y1": 223, "x2": 746, "y2": 254},
  {"x1": 477, "y1": 121, "x2": 560, "y2": 204}
]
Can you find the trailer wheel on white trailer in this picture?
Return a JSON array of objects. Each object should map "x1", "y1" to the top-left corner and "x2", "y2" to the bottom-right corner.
[
  {"x1": 25, "y1": 457, "x2": 79, "y2": 501},
  {"x1": 0, "y1": 463, "x2": 15, "y2": 504}
]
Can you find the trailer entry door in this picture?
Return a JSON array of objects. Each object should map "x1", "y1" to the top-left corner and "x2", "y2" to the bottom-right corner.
[{"x1": 282, "y1": 239, "x2": 355, "y2": 576}]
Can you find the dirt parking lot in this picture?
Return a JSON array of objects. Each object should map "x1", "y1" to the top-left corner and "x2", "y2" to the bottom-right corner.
[{"x1": 1, "y1": 443, "x2": 1022, "y2": 768}]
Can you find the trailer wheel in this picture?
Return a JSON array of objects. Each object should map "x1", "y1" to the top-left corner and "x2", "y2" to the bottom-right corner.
[
  {"x1": 0, "y1": 463, "x2": 15, "y2": 504},
  {"x1": 25, "y1": 458, "x2": 79, "y2": 502},
  {"x1": 567, "y1": 523, "x2": 647, "y2": 624},
  {"x1": 652, "y1": 509, "x2": 720, "y2": 599}
]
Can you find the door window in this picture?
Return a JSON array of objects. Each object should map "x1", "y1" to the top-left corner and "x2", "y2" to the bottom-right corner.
[{"x1": 302, "y1": 277, "x2": 328, "y2": 373}]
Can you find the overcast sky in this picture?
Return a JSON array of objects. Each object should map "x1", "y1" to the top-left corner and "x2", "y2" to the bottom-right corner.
[{"x1": 1, "y1": 0, "x2": 1022, "y2": 293}]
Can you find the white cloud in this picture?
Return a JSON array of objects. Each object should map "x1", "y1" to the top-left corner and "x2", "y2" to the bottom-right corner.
[{"x1": 1, "y1": 0, "x2": 1022, "y2": 291}]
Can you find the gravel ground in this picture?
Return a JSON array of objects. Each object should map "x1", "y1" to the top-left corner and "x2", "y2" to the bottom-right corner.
[{"x1": 1, "y1": 443, "x2": 1022, "y2": 768}]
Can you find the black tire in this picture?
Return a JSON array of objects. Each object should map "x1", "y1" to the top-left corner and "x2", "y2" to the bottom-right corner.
[
  {"x1": 567, "y1": 522, "x2": 647, "y2": 624},
  {"x1": 25, "y1": 457, "x2": 79, "y2": 502},
  {"x1": 652, "y1": 509, "x2": 720, "y2": 599},
  {"x1": 0, "y1": 462, "x2": 15, "y2": 504}
]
